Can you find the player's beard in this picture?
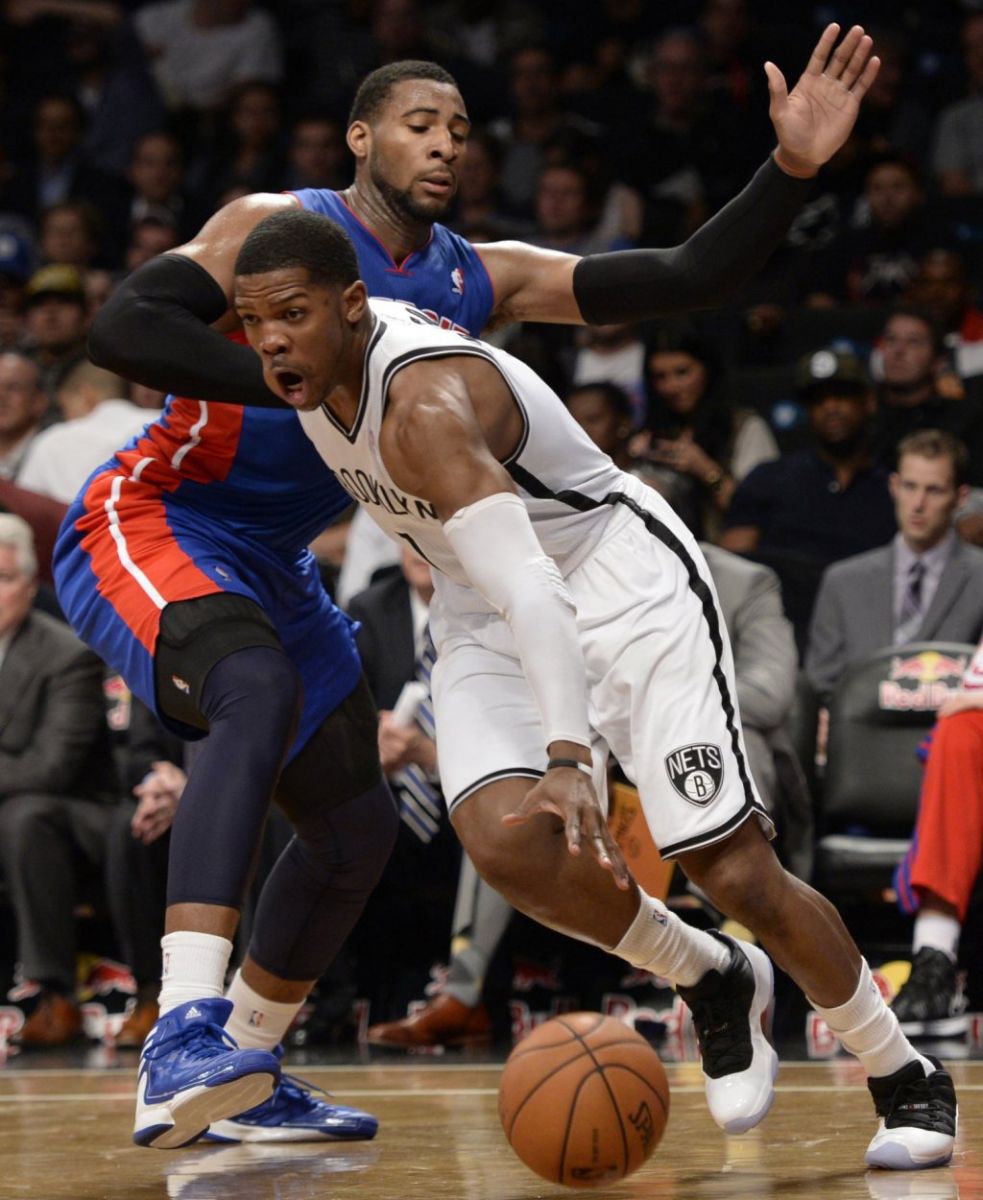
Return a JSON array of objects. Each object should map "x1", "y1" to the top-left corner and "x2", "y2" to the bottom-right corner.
[{"x1": 370, "y1": 159, "x2": 454, "y2": 225}]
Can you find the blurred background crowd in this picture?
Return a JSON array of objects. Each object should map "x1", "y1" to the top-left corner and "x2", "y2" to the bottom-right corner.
[{"x1": 2, "y1": 0, "x2": 983, "y2": 1055}]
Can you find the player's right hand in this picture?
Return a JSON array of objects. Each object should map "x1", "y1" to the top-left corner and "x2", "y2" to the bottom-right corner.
[{"x1": 503, "y1": 769, "x2": 630, "y2": 890}]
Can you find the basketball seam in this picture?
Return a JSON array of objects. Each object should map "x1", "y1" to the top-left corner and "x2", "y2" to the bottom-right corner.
[
  {"x1": 558, "y1": 1019, "x2": 629, "y2": 1181},
  {"x1": 503, "y1": 1047, "x2": 592, "y2": 1138}
]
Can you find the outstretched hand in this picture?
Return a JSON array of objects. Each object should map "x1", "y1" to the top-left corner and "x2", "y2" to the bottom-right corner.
[
  {"x1": 766, "y1": 23, "x2": 880, "y2": 176},
  {"x1": 502, "y1": 767, "x2": 631, "y2": 890}
]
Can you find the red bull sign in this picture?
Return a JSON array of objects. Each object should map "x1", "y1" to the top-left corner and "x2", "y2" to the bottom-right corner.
[{"x1": 879, "y1": 650, "x2": 968, "y2": 712}]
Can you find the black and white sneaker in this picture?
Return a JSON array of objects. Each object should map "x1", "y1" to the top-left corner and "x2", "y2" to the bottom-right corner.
[
  {"x1": 865, "y1": 1056, "x2": 957, "y2": 1170},
  {"x1": 891, "y1": 949, "x2": 968, "y2": 1038},
  {"x1": 677, "y1": 931, "x2": 779, "y2": 1134}
]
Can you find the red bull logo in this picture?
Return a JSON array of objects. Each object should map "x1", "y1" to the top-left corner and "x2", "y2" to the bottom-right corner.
[{"x1": 879, "y1": 651, "x2": 967, "y2": 712}]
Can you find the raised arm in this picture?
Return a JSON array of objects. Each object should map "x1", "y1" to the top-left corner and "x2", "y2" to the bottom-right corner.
[
  {"x1": 381, "y1": 359, "x2": 627, "y2": 886},
  {"x1": 88, "y1": 193, "x2": 297, "y2": 404},
  {"x1": 481, "y1": 23, "x2": 879, "y2": 328}
]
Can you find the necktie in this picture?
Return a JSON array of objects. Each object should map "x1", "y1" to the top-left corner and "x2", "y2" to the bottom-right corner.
[
  {"x1": 394, "y1": 626, "x2": 441, "y2": 843},
  {"x1": 898, "y1": 559, "x2": 926, "y2": 639}
]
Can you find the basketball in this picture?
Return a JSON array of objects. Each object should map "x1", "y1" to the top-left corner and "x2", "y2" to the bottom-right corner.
[{"x1": 498, "y1": 1012, "x2": 670, "y2": 1188}]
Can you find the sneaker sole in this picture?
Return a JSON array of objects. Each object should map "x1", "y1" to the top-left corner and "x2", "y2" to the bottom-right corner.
[
  {"x1": 708, "y1": 941, "x2": 780, "y2": 1135},
  {"x1": 202, "y1": 1117, "x2": 379, "y2": 1144},
  {"x1": 134, "y1": 1072, "x2": 278, "y2": 1149},
  {"x1": 864, "y1": 1139, "x2": 955, "y2": 1170}
]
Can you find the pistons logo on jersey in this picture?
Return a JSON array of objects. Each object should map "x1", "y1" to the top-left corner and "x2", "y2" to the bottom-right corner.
[{"x1": 665, "y1": 743, "x2": 724, "y2": 806}]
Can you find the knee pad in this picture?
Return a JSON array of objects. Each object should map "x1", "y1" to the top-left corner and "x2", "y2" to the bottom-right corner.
[
  {"x1": 155, "y1": 593, "x2": 286, "y2": 731},
  {"x1": 275, "y1": 675, "x2": 382, "y2": 819}
]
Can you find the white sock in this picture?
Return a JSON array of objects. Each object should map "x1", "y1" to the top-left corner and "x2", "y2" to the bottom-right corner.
[
  {"x1": 224, "y1": 969, "x2": 304, "y2": 1052},
  {"x1": 913, "y1": 912, "x2": 960, "y2": 962},
  {"x1": 810, "y1": 960, "x2": 933, "y2": 1081},
  {"x1": 613, "y1": 892, "x2": 730, "y2": 987},
  {"x1": 158, "y1": 932, "x2": 233, "y2": 1016}
]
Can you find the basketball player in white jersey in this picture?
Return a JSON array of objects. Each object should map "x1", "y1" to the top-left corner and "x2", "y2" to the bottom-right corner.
[{"x1": 231, "y1": 209, "x2": 957, "y2": 1171}]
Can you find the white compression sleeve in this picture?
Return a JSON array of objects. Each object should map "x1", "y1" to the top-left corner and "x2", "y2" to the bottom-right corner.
[{"x1": 443, "y1": 491, "x2": 591, "y2": 749}]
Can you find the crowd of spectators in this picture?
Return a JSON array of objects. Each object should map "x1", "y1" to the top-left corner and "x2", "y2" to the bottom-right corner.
[{"x1": 2, "y1": 0, "x2": 983, "y2": 1047}]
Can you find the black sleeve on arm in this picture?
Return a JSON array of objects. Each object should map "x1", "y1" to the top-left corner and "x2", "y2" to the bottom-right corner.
[
  {"x1": 572, "y1": 155, "x2": 813, "y2": 325},
  {"x1": 88, "y1": 253, "x2": 284, "y2": 407}
]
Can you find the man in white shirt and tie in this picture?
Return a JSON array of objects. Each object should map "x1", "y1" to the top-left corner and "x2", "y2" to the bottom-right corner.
[{"x1": 807, "y1": 428, "x2": 983, "y2": 700}]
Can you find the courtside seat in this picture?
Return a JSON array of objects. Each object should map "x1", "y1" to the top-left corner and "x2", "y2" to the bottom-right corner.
[{"x1": 815, "y1": 642, "x2": 976, "y2": 899}]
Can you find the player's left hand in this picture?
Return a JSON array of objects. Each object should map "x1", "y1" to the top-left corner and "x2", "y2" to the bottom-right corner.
[
  {"x1": 503, "y1": 769, "x2": 631, "y2": 890},
  {"x1": 766, "y1": 23, "x2": 880, "y2": 176}
]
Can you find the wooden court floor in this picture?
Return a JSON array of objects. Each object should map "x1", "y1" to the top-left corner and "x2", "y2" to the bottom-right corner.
[{"x1": 1, "y1": 1055, "x2": 981, "y2": 1200}]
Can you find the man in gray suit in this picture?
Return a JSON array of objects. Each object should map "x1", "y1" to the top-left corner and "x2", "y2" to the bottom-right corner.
[
  {"x1": 807, "y1": 429, "x2": 983, "y2": 700},
  {"x1": 0, "y1": 515, "x2": 118, "y2": 1046}
]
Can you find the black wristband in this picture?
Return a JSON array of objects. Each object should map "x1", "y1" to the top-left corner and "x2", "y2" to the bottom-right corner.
[{"x1": 547, "y1": 758, "x2": 593, "y2": 775}]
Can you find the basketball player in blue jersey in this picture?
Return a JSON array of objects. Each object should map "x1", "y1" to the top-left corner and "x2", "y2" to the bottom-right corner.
[
  {"x1": 227, "y1": 207, "x2": 957, "y2": 1171},
  {"x1": 55, "y1": 27, "x2": 879, "y2": 1149}
]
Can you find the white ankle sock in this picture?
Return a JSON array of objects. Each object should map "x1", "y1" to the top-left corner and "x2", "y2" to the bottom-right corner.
[
  {"x1": 913, "y1": 912, "x2": 960, "y2": 962},
  {"x1": 809, "y1": 960, "x2": 933, "y2": 1080},
  {"x1": 224, "y1": 969, "x2": 304, "y2": 1052},
  {"x1": 158, "y1": 932, "x2": 233, "y2": 1016},
  {"x1": 613, "y1": 892, "x2": 730, "y2": 987}
]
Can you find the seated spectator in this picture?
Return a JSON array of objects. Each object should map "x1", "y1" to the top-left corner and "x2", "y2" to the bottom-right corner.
[
  {"x1": 634, "y1": 325, "x2": 778, "y2": 538},
  {"x1": 847, "y1": 26, "x2": 932, "y2": 167},
  {"x1": 39, "y1": 201, "x2": 104, "y2": 272},
  {"x1": 22, "y1": 264, "x2": 89, "y2": 404},
  {"x1": 890, "y1": 636, "x2": 983, "y2": 1034},
  {"x1": 18, "y1": 362, "x2": 161, "y2": 504},
  {"x1": 106, "y1": 699, "x2": 186, "y2": 1048},
  {"x1": 125, "y1": 215, "x2": 180, "y2": 273},
  {"x1": 0, "y1": 515, "x2": 119, "y2": 1046},
  {"x1": 906, "y1": 249, "x2": 983, "y2": 383},
  {"x1": 570, "y1": 333, "x2": 647, "y2": 429},
  {"x1": 190, "y1": 80, "x2": 285, "y2": 211},
  {"x1": 124, "y1": 131, "x2": 190, "y2": 237},
  {"x1": 0, "y1": 352, "x2": 48, "y2": 481},
  {"x1": 805, "y1": 153, "x2": 938, "y2": 308},
  {"x1": 931, "y1": 12, "x2": 983, "y2": 198},
  {"x1": 1, "y1": 92, "x2": 124, "y2": 227},
  {"x1": 133, "y1": 0, "x2": 283, "y2": 114},
  {"x1": 0, "y1": 230, "x2": 34, "y2": 352},
  {"x1": 806, "y1": 430, "x2": 983, "y2": 700},
  {"x1": 448, "y1": 125, "x2": 528, "y2": 240},
  {"x1": 281, "y1": 113, "x2": 348, "y2": 193},
  {"x1": 871, "y1": 305, "x2": 983, "y2": 484},
  {"x1": 489, "y1": 43, "x2": 598, "y2": 218},
  {"x1": 720, "y1": 348, "x2": 896, "y2": 646},
  {"x1": 529, "y1": 161, "x2": 633, "y2": 257},
  {"x1": 565, "y1": 381, "x2": 646, "y2": 476}
]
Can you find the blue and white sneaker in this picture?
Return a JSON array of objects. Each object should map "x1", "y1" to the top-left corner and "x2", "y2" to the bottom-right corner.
[
  {"x1": 134, "y1": 998, "x2": 281, "y2": 1149},
  {"x1": 203, "y1": 1047, "x2": 378, "y2": 1143}
]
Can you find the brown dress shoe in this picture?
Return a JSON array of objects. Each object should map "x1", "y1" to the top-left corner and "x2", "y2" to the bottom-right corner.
[
  {"x1": 115, "y1": 999, "x2": 160, "y2": 1048},
  {"x1": 14, "y1": 992, "x2": 82, "y2": 1047},
  {"x1": 366, "y1": 994, "x2": 491, "y2": 1048}
]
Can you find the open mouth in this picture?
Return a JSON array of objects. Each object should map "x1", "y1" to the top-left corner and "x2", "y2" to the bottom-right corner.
[{"x1": 273, "y1": 368, "x2": 307, "y2": 407}]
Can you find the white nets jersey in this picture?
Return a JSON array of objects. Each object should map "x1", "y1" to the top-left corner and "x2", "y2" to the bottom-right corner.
[
  {"x1": 297, "y1": 299, "x2": 770, "y2": 859},
  {"x1": 297, "y1": 298, "x2": 629, "y2": 597}
]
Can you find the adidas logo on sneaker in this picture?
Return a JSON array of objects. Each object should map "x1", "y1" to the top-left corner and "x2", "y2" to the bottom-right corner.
[{"x1": 185, "y1": 1006, "x2": 202, "y2": 1020}]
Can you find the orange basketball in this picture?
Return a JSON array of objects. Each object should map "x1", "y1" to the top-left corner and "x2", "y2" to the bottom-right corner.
[{"x1": 498, "y1": 1012, "x2": 670, "y2": 1188}]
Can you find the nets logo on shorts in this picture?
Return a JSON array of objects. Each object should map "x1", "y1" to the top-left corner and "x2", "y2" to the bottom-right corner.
[{"x1": 665, "y1": 743, "x2": 723, "y2": 806}]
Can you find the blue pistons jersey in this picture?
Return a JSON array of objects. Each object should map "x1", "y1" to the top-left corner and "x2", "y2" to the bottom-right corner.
[{"x1": 291, "y1": 189, "x2": 495, "y2": 339}]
